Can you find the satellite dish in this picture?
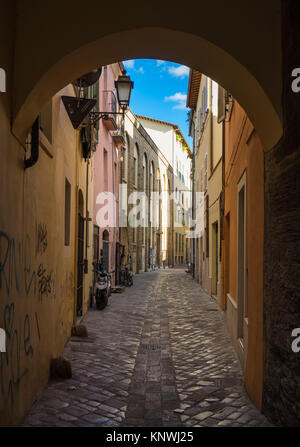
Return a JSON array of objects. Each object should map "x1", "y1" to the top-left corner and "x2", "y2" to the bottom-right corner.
[{"x1": 74, "y1": 68, "x2": 102, "y2": 88}]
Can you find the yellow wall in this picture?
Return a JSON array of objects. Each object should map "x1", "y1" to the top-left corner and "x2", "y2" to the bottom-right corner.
[
  {"x1": 0, "y1": 84, "x2": 93, "y2": 425},
  {"x1": 193, "y1": 77, "x2": 223, "y2": 301}
]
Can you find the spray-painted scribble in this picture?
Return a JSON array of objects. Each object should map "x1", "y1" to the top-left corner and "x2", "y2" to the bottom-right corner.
[
  {"x1": 0, "y1": 303, "x2": 37, "y2": 405},
  {"x1": 37, "y1": 264, "x2": 55, "y2": 301},
  {"x1": 35, "y1": 223, "x2": 48, "y2": 255},
  {"x1": 24, "y1": 234, "x2": 36, "y2": 296},
  {"x1": 0, "y1": 232, "x2": 21, "y2": 296}
]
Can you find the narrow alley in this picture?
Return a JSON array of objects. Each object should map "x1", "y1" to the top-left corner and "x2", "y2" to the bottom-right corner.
[{"x1": 24, "y1": 269, "x2": 271, "y2": 427}]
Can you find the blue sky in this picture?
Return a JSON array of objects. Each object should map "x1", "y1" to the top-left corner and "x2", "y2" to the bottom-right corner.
[{"x1": 123, "y1": 59, "x2": 193, "y2": 149}]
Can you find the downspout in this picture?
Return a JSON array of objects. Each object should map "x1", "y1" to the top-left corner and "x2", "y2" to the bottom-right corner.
[
  {"x1": 111, "y1": 137, "x2": 116, "y2": 282},
  {"x1": 74, "y1": 133, "x2": 79, "y2": 323},
  {"x1": 172, "y1": 131, "x2": 175, "y2": 267},
  {"x1": 84, "y1": 158, "x2": 89, "y2": 274},
  {"x1": 24, "y1": 116, "x2": 40, "y2": 169},
  {"x1": 210, "y1": 79, "x2": 213, "y2": 174},
  {"x1": 221, "y1": 114, "x2": 226, "y2": 310},
  {"x1": 192, "y1": 136, "x2": 195, "y2": 278}
]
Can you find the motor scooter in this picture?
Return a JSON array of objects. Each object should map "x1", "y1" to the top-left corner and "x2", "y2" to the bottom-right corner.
[{"x1": 92, "y1": 261, "x2": 111, "y2": 310}]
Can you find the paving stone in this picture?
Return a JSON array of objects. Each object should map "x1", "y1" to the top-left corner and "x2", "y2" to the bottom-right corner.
[
  {"x1": 58, "y1": 413, "x2": 78, "y2": 422},
  {"x1": 64, "y1": 406, "x2": 89, "y2": 417},
  {"x1": 194, "y1": 411, "x2": 213, "y2": 421},
  {"x1": 23, "y1": 269, "x2": 272, "y2": 428}
]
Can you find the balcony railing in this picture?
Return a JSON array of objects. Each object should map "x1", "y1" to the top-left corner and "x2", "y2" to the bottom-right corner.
[
  {"x1": 111, "y1": 118, "x2": 125, "y2": 147},
  {"x1": 102, "y1": 90, "x2": 118, "y2": 131},
  {"x1": 102, "y1": 90, "x2": 117, "y2": 114}
]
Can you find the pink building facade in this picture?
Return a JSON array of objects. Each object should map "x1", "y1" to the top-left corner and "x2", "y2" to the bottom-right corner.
[{"x1": 93, "y1": 63, "x2": 124, "y2": 286}]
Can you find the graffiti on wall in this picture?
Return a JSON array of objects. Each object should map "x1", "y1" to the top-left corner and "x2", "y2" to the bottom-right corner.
[
  {"x1": 0, "y1": 225, "x2": 56, "y2": 301},
  {"x1": 0, "y1": 223, "x2": 55, "y2": 406},
  {"x1": 0, "y1": 303, "x2": 38, "y2": 405},
  {"x1": 36, "y1": 223, "x2": 48, "y2": 255},
  {"x1": 0, "y1": 231, "x2": 21, "y2": 297},
  {"x1": 37, "y1": 263, "x2": 55, "y2": 302}
]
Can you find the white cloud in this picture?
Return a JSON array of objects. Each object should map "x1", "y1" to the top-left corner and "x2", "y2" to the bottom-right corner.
[
  {"x1": 164, "y1": 92, "x2": 187, "y2": 109},
  {"x1": 123, "y1": 60, "x2": 135, "y2": 69},
  {"x1": 156, "y1": 60, "x2": 165, "y2": 66},
  {"x1": 168, "y1": 65, "x2": 189, "y2": 78},
  {"x1": 123, "y1": 60, "x2": 145, "y2": 74}
]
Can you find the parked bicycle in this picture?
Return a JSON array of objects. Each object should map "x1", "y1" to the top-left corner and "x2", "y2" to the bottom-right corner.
[{"x1": 120, "y1": 266, "x2": 133, "y2": 287}]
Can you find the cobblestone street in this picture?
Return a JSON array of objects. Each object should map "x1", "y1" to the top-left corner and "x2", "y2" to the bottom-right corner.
[{"x1": 24, "y1": 269, "x2": 272, "y2": 427}]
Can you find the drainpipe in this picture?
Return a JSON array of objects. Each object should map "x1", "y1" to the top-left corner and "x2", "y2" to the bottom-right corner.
[
  {"x1": 221, "y1": 114, "x2": 226, "y2": 310},
  {"x1": 192, "y1": 139, "x2": 195, "y2": 278},
  {"x1": 24, "y1": 116, "x2": 40, "y2": 169},
  {"x1": 84, "y1": 158, "x2": 90, "y2": 274},
  {"x1": 210, "y1": 79, "x2": 213, "y2": 174}
]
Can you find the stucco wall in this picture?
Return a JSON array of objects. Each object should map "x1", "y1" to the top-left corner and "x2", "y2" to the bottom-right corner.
[
  {"x1": 224, "y1": 100, "x2": 264, "y2": 410},
  {"x1": 0, "y1": 82, "x2": 93, "y2": 425},
  {"x1": 93, "y1": 64, "x2": 121, "y2": 284}
]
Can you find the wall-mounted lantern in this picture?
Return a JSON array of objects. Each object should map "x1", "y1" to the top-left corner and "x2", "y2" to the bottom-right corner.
[{"x1": 114, "y1": 70, "x2": 134, "y2": 111}]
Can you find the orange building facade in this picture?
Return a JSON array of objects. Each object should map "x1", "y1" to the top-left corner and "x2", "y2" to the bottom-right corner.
[{"x1": 223, "y1": 100, "x2": 264, "y2": 409}]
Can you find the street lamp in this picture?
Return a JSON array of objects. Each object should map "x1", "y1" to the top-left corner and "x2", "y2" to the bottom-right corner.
[
  {"x1": 62, "y1": 67, "x2": 134, "y2": 160},
  {"x1": 62, "y1": 68, "x2": 134, "y2": 129},
  {"x1": 115, "y1": 70, "x2": 134, "y2": 111}
]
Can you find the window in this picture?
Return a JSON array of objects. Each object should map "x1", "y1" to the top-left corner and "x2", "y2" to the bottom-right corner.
[
  {"x1": 143, "y1": 154, "x2": 147, "y2": 244},
  {"x1": 143, "y1": 153, "x2": 147, "y2": 192},
  {"x1": 121, "y1": 147, "x2": 125, "y2": 180},
  {"x1": 150, "y1": 162, "x2": 154, "y2": 228},
  {"x1": 85, "y1": 80, "x2": 100, "y2": 142},
  {"x1": 103, "y1": 149, "x2": 108, "y2": 191},
  {"x1": 133, "y1": 144, "x2": 139, "y2": 187},
  {"x1": 217, "y1": 84, "x2": 226, "y2": 123},
  {"x1": 123, "y1": 133, "x2": 130, "y2": 181},
  {"x1": 157, "y1": 168, "x2": 161, "y2": 228},
  {"x1": 114, "y1": 162, "x2": 117, "y2": 194},
  {"x1": 64, "y1": 178, "x2": 71, "y2": 246},
  {"x1": 204, "y1": 154, "x2": 208, "y2": 190}
]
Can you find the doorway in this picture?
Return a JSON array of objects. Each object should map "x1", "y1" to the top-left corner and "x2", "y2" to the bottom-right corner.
[
  {"x1": 237, "y1": 172, "x2": 247, "y2": 359},
  {"x1": 212, "y1": 221, "x2": 218, "y2": 296},
  {"x1": 102, "y1": 230, "x2": 110, "y2": 272},
  {"x1": 76, "y1": 190, "x2": 84, "y2": 317},
  {"x1": 224, "y1": 213, "x2": 230, "y2": 309}
]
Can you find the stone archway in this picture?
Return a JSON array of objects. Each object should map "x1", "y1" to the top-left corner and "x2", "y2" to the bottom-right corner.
[
  {"x1": 10, "y1": 1, "x2": 282, "y2": 151},
  {"x1": 1, "y1": 0, "x2": 299, "y2": 426}
]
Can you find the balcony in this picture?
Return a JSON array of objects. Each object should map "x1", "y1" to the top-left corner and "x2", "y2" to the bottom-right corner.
[
  {"x1": 102, "y1": 90, "x2": 118, "y2": 131},
  {"x1": 111, "y1": 119, "x2": 125, "y2": 147}
]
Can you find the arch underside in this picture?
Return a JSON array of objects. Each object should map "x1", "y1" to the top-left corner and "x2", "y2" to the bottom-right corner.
[{"x1": 13, "y1": 24, "x2": 282, "y2": 151}]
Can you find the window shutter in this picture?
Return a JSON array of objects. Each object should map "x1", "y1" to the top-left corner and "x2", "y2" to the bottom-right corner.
[
  {"x1": 217, "y1": 85, "x2": 226, "y2": 123},
  {"x1": 204, "y1": 154, "x2": 208, "y2": 190}
]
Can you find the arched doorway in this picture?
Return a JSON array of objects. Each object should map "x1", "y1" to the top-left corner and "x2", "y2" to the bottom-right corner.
[
  {"x1": 102, "y1": 229, "x2": 110, "y2": 273},
  {"x1": 77, "y1": 189, "x2": 85, "y2": 316}
]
